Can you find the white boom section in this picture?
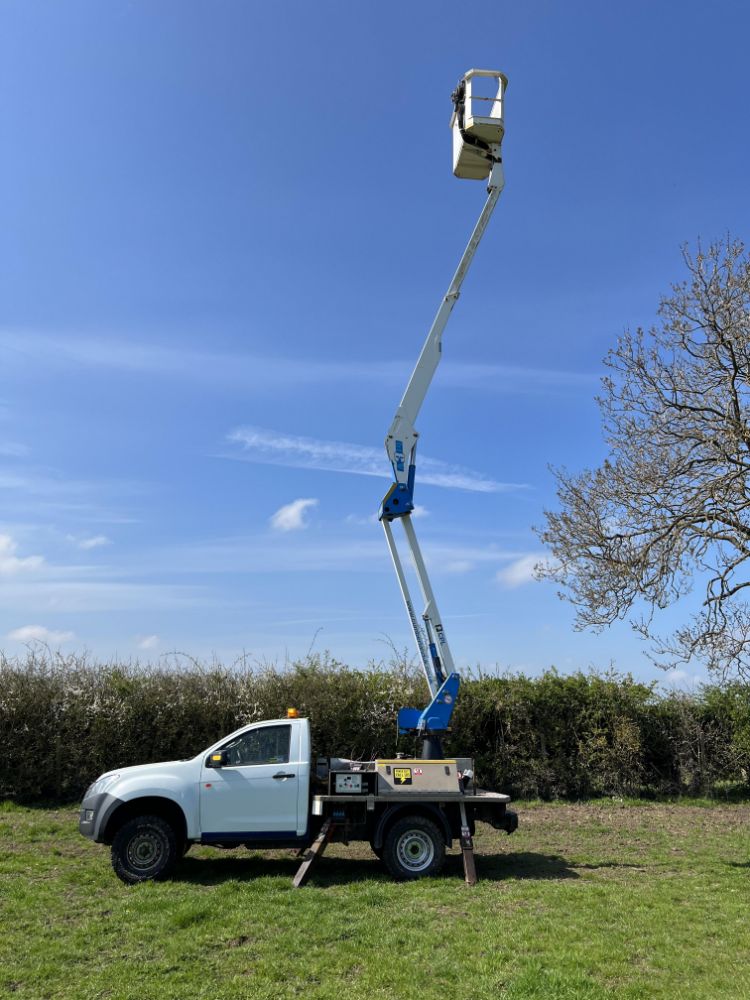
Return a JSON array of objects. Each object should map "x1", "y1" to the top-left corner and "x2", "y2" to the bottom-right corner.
[
  {"x1": 384, "y1": 156, "x2": 505, "y2": 483},
  {"x1": 383, "y1": 515, "x2": 458, "y2": 697},
  {"x1": 382, "y1": 153, "x2": 506, "y2": 697}
]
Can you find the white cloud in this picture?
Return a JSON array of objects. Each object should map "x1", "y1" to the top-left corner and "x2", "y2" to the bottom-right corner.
[
  {"x1": 661, "y1": 669, "x2": 705, "y2": 689},
  {"x1": 76, "y1": 535, "x2": 111, "y2": 550},
  {"x1": 7, "y1": 624, "x2": 75, "y2": 644},
  {"x1": 0, "y1": 534, "x2": 44, "y2": 575},
  {"x1": 664, "y1": 668, "x2": 688, "y2": 683},
  {"x1": 411, "y1": 505, "x2": 429, "y2": 518},
  {"x1": 270, "y1": 498, "x2": 319, "y2": 532},
  {"x1": 228, "y1": 426, "x2": 526, "y2": 494},
  {"x1": 496, "y1": 554, "x2": 543, "y2": 588},
  {"x1": 137, "y1": 634, "x2": 160, "y2": 650}
]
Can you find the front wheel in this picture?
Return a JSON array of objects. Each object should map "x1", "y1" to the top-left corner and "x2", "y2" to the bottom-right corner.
[
  {"x1": 111, "y1": 814, "x2": 179, "y2": 884},
  {"x1": 381, "y1": 816, "x2": 445, "y2": 880}
]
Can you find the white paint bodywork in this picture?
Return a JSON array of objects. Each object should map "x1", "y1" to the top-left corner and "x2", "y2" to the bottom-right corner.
[
  {"x1": 199, "y1": 718, "x2": 311, "y2": 837},
  {"x1": 94, "y1": 718, "x2": 312, "y2": 840}
]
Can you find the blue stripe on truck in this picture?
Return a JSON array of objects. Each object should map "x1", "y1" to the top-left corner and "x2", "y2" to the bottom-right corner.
[{"x1": 202, "y1": 830, "x2": 302, "y2": 842}]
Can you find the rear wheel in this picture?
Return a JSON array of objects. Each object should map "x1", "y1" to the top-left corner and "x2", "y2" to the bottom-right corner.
[
  {"x1": 111, "y1": 814, "x2": 179, "y2": 885},
  {"x1": 381, "y1": 816, "x2": 445, "y2": 880}
]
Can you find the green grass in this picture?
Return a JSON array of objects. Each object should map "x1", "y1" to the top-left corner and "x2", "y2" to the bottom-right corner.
[{"x1": 1, "y1": 800, "x2": 749, "y2": 999}]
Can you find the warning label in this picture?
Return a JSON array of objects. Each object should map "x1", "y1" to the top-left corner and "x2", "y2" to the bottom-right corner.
[{"x1": 393, "y1": 767, "x2": 412, "y2": 785}]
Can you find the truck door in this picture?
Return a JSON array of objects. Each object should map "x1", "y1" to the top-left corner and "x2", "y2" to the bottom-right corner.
[{"x1": 199, "y1": 722, "x2": 301, "y2": 840}]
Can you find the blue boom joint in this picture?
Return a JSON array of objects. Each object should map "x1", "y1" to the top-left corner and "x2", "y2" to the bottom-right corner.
[
  {"x1": 397, "y1": 672, "x2": 460, "y2": 736},
  {"x1": 379, "y1": 464, "x2": 416, "y2": 522}
]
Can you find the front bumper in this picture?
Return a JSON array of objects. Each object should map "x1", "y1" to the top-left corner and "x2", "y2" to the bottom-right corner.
[{"x1": 79, "y1": 792, "x2": 122, "y2": 842}]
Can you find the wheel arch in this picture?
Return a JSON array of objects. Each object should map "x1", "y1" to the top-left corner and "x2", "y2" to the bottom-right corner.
[
  {"x1": 372, "y1": 803, "x2": 452, "y2": 851},
  {"x1": 101, "y1": 796, "x2": 188, "y2": 846}
]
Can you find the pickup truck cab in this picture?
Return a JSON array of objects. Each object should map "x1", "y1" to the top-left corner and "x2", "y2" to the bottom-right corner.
[{"x1": 80, "y1": 716, "x2": 517, "y2": 884}]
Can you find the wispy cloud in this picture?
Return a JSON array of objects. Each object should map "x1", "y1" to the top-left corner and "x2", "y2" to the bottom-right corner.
[
  {"x1": 438, "y1": 362, "x2": 599, "y2": 393},
  {"x1": 0, "y1": 331, "x2": 403, "y2": 388},
  {"x1": 1, "y1": 331, "x2": 597, "y2": 395},
  {"x1": 345, "y1": 512, "x2": 379, "y2": 527},
  {"x1": 228, "y1": 426, "x2": 525, "y2": 494},
  {"x1": 496, "y1": 553, "x2": 554, "y2": 588},
  {"x1": 270, "y1": 498, "x2": 319, "y2": 532},
  {"x1": 443, "y1": 559, "x2": 475, "y2": 575},
  {"x1": 149, "y1": 533, "x2": 525, "y2": 577},
  {"x1": 0, "y1": 579, "x2": 205, "y2": 613},
  {"x1": 7, "y1": 624, "x2": 75, "y2": 644},
  {"x1": 73, "y1": 534, "x2": 112, "y2": 550},
  {"x1": 0, "y1": 534, "x2": 44, "y2": 575},
  {"x1": 0, "y1": 466, "x2": 141, "y2": 525}
]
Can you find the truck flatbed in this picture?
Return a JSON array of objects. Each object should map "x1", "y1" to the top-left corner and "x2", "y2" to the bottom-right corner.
[{"x1": 312, "y1": 789, "x2": 510, "y2": 810}]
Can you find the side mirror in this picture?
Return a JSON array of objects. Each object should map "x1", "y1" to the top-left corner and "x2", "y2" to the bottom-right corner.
[{"x1": 206, "y1": 750, "x2": 229, "y2": 768}]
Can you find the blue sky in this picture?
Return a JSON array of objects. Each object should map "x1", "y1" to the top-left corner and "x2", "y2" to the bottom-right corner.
[{"x1": 1, "y1": 1, "x2": 749, "y2": 684}]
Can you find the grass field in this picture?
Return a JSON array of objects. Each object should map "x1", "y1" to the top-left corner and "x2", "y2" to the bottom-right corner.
[{"x1": 1, "y1": 800, "x2": 749, "y2": 999}]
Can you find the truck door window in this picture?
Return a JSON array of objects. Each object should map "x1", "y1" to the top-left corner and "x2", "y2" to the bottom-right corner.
[{"x1": 221, "y1": 725, "x2": 291, "y2": 766}]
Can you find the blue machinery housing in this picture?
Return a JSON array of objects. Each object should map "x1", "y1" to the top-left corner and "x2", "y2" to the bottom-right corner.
[{"x1": 397, "y1": 672, "x2": 461, "y2": 737}]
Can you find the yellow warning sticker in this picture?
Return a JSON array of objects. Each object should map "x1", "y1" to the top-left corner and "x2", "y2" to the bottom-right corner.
[{"x1": 393, "y1": 767, "x2": 412, "y2": 785}]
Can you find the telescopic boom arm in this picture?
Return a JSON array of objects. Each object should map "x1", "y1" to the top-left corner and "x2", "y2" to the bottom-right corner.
[{"x1": 378, "y1": 70, "x2": 507, "y2": 754}]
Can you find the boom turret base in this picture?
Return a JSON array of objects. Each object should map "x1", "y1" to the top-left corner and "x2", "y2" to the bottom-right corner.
[{"x1": 419, "y1": 734, "x2": 445, "y2": 760}]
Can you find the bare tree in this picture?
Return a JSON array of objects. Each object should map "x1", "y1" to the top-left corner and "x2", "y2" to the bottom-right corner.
[{"x1": 537, "y1": 238, "x2": 750, "y2": 682}]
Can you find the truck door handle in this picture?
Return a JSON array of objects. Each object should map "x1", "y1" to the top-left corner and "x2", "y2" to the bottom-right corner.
[{"x1": 273, "y1": 772, "x2": 296, "y2": 780}]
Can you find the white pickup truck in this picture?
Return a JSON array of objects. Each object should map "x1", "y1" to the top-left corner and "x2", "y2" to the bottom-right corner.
[{"x1": 79, "y1": 715, "x2": 517, "y2": 885}]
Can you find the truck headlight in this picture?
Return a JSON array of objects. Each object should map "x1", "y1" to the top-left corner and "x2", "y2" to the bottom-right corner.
[{"x1": 91, "y1": 773, "x2": 120, "y2": 795}]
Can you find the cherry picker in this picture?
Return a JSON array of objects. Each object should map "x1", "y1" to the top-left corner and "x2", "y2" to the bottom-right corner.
[
  {"x1": 77, "y1": 69, "x2": 517, "y2": 890},
  {"x1": 380, "y1": 69, "x2": 508, "y2": 760}
]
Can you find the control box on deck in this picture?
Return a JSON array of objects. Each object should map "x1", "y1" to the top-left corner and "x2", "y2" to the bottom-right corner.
[
  {"x1": 326, "y1": 758, "x2": 475, "y2": 796},
  {"x1": 376, "y1": 759, "x2": 460, "y2": 794}
]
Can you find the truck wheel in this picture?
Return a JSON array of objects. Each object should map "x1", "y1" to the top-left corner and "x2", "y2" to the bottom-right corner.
[
  {"x1": 381, "y1": 816, "x2": 445, "y2": 880},
  {"x1": 111, "y1": 814, "x2": 179, "y2": 885}
]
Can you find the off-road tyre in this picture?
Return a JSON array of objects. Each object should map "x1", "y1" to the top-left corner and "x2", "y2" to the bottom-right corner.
[
  {"x1": 381, "y1": 815, "x2": 445, "y2": 880},
  {"x1": 111, "y1": 814, "x2": 179, "y2": 885}
]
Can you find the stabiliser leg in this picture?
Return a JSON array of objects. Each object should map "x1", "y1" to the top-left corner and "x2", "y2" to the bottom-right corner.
[
  {"x1": 458, "y1": 801, "x2": 477, "y2": 885},
  {"x1": 292, "y1": 818, "x2": 335, "y2": 888}
]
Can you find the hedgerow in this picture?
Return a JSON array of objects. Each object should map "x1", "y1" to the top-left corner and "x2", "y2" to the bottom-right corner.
[{"x1": 1, "y1": 650, "x2": 748, "y2": 802}]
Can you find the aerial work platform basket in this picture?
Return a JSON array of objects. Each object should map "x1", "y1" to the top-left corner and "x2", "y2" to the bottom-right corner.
[{"x1": 451, "y1": 69, "x2": 507, "y2": 180}]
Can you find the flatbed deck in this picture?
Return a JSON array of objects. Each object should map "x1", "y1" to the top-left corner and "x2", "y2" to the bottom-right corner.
[{"x1": 312, "y1": 788, "x2": 510, "y2": 812}]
